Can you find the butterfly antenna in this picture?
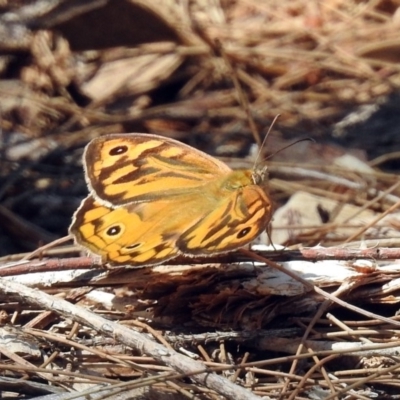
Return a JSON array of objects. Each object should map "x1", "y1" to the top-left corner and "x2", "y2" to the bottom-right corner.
[
  {"x1": 252, "y1": 114, "x2": 280, "y2": 170},
  {"x1": 265, "y1": 137, "x2": 316, "y2": 161}
]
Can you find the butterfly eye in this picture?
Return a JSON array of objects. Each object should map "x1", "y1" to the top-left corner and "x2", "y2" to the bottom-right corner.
[
  {"x1": 109, "y1": 145, "x2": 128, "y2": 156},
  {"x1": 237, "y1": 227, "x2": 251, "y2": 238},
  {"x1": 106, "y1": 225, "x2": 122, "y2": 236}
]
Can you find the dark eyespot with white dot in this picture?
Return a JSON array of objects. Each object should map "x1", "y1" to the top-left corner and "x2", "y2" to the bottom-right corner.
[
  {"x1": 237, "y1": 227, "x2": 251, "y2": 239},
  {"x1": 106, "y1": 226, "x2": 121, "y2": 236},
  {"x1": 109, "y1": 145, "x2": 128, "y2": 156}
]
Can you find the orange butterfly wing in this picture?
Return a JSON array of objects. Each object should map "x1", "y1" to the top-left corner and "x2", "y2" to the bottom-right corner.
[
  {"x1": 70, "y1": 133, "x2": 273, "y2": 267},
  {"x1": 70, "y1": 196, "x2": 181, "y2": 266},
  {"x1": 178, "y1": 182, "x2": 272, "y2": 255},
  {"x1": 84, "y1": 133, "x2": 231, "y2": 205}
]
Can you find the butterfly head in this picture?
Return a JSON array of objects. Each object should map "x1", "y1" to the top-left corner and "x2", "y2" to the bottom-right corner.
[{"x1": 252, "y1": 166, "x2": 268, "y2": 186}]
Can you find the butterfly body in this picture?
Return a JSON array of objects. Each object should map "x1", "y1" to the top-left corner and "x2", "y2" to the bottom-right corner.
[{"x1": 70, "y1": 133, "x2": 272, "y2": 267}]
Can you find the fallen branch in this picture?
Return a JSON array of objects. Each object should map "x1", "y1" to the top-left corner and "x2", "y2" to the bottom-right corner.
[{"x1": 0, "y1": 277, "x2": 262, "y2": 400}]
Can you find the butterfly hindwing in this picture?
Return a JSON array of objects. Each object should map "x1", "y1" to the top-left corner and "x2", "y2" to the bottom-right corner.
[
  {"x1": 178, "y1": 185, "x2": 272, "y2": 255},
  {"x1": 70, "y1": 196, "x2": 181, "y2": 266}
]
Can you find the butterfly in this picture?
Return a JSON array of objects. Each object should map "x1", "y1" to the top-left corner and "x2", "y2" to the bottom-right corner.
[{"x1": 69, "y1": 133, "x2": 272, "y2": 267}]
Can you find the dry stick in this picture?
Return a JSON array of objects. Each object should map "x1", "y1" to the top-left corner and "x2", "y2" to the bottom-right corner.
[
  {"x1": 164, "y1": 379, "x2": 203, "y2": 400},
  {"x1": 291, "y1": 354, "x2": 340, "y2": 399},
  {"x1": 343, "y1": 198, "x2": 400, "y2": 244},
  {"x1": 246, "y1": 249, "x2": 400, "y2": 397},
  {"x1": 0, "y1": 278, "x2": 262, "y2": 400},
  {"x1": 0, "y1": 343, "x2": 56, "y2": 383},
  {"x1": 270, "y1": 165, "x2": 365, "y2": 190},
  {"x1": 39, "y1": 320, "x2": 83, "y2": 382},
  {"x1": 323, "y1": 358, "x2": 400, "y2": 400},
  {"x1": 340, "y1": 180, "x2": 400, "y2": 226},
  {"x1": 243, "y1": 250, "x2": 400, "y2": 327},
  {"x1": 3, "y1": 245, "x2": 400, "y2": 277},
  {"x1": 247, "y1": 366, "x2": 310, "y2": 386},
  {"x1": 369, "y1": 151, "x2": 400, "y2": 167},
  {"x1": 240, "y1": 340, "x2": 400, "y2": 370},
  {"x1": 0, "y1": 257, "x2": 100, "y2": 277},
  {"x1": 238, "y1": 250, "x2": 400, "y2": 399},
  {"x1": 303, "y1": 354, "x2": 337, "y2": 398},
  {"x1": 284, "y1": 282, "x2": 355, "y2": 400},
  {"x1": 297, "y1": 353, "x2": 372, "y2": 400},
  {"x1": 0, "y1": 363, "x2": 116, "y2": 384},
  {"x1": 317, "y1": 179, "x2": 400, "y2": 240},
  {"x1": 27, "y1": 329, "x2": 149, "y2": 372},
  {"x1": 249, "y1": 344, "x2": 400, "y2": 399},
  {"x1": 326, "y1": 313, "x2": 372, "y2": 344},
  {"x1": 34, "y1": 371, "x2": 203, "y2": 400},
  {"x1": 22, "y1": 235, "x2": 72, "y2": 261},
  {"x1": 0, "y1": 244, "x2": 80, "y2": 263},
  {"x1": 283, "y1": 247, "x2": 400, "y2": 261},
  {"x1": 126, "y1": 319, "x2": 174, "y2": 350},
  {"x1": 231, "y1": 352, "x2": 250, "y2": 383},
  {"x1": 197, "y1": 345, "x2": 211, "y2": 362}
]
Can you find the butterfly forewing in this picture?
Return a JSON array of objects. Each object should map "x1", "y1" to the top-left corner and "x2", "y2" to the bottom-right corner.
[{"x1": 85, "y1": 134, "x2": 231, "y2": 205}]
